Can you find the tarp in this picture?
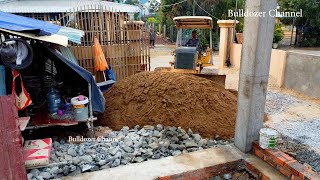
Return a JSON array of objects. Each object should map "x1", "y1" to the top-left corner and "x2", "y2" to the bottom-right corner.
[
  {"x1": 0, "y1": 11, "x2": 84, "y2": 44},
  {"x1": 45, "y1": 46, "x2": 105, "y2": 114},
  {"x1": 0, "y1": 11, "x2": 60, "y2": 36}
]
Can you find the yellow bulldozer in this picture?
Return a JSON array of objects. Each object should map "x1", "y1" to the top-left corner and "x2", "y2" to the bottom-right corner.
[{"x1": 156, "y1": 16, "x2": 226, "y2": 86}]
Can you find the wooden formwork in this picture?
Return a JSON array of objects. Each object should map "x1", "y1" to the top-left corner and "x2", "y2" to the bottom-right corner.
[{"x1": 57, "y1": 5, "x2": 150, "y2": 82}]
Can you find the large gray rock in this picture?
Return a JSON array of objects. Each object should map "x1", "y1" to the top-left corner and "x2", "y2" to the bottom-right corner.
[
  {"x1": 55, "y1": 151, "x2": 64, "y2": 157},
  {"x1": 64, "y1": 154, "x2": 73, "y2": 161},
  {"x1": 159, "y1": 140, "x2": 170, "y2": 148},
  {"x1": 100, "y1": 161, "x2": 113, "y2": 169},
  {"x1": 80, "y1": 155, "x2": 93, "y2": 164},
  {"x1": 207, "y1": 140, "x2": 218, "y2": 146},
  {"x1": 62, "y1": 166, "x2": 69, "y2": 175},
  {"x1": 69, "y1": 165, "x2": 77, "y2": 172},
  {"x1": 81, "y1": 164, "x2": 94, "y2": 172},
  {"x1": 177, "y1": 127, "x2": 186, "y2": 135},
  {"x1": 72, "y1": 157, "x2": 82, "y2": 165},
  {"x1": 123, "y1": 146, "x2": 134, "y2": 153},
  {"x1": 35, "y1": 176, "x2": 44, "y2": 180},
  {"x1": 152, "y1": 153, "x2": 161, "y2": 159},
  {"x1": 30, "y1": 169, "x2": 41, "y2": 177},
  {"x1": 109, "y1": 147, "x2": 119, "y2": 155},
  {"x1": 170, "y1": 136, "x2": 179, "y2": 143},
  {"x1": 123, "y1": 138, "x2": 133, "y2": 147},
  {"x1": 111, "y1": 141, "x2": 118, "y2": 147},
  {"x1": 192, "y1": 134, "x2": 202, "y2": 142},
  {"x1": 148, "y1": 142, "x2": 159, "y2": 150},
  {"x1": 172, "y1": 150, "x2": 182, "y2": 156},
  {"x1": 198, "y1": 139, "x2": 208, "y2": 147},
  {"x1": 134, "y1": 156, "x2": 145, "y2": 163},
  {"x1": 39, "y1": 172, "x2": 51, "y2": 179},
  {"x1": 134, "y1": 125, "x2": 140, "y2": 130},
  {"x1": 143, "y1": 125, "x2": 154, "y2": 130},
  {"x1": 168, "y1": 126, "x2": 177, "y2": 132},
  {"x1": 98, "y1": 159, "x2": 107, "y2": 166},
  {"x1": 68, "y1": 167, "x2": 81, "y2": 176},
  {"x1": 67, "y1": 148, "x2": 77, "y2": 157},
  {"x1": 185, "y1": 140, "x2": 198, "y2": 148},
  {"x1": 156, "y1": 124, "x2": 163, "y2": 131},
  {"x1": 85, "y1": 149, "x2": 96, "y2": 154},
  {"x1": 111, "y1": 159, "x2": 121, "y2": 167},
  {"x1": 169, "y1": 144, "x2": 178, "y2": 150},
  {"x1": 49, "y1": 166, "x2": 59, "y2": 175},
  {"x1": 114, "y1": 151, "x2": 122, "y2": 159},
  {"x1": 53, "y1": 141, "x2": 60, "y2": 149},
  {"x1": 27, "y1": 173, "x2": 33, "y2": 180},
  {"x1": 177, "y1": 144, "x2": 186, "y2": 150},
  {"x1": 132, "y1": 141, "x2": 142, "y2": 148},
  {"x1": 153, "y1": 130, "x2": 160, "y2": 137}
]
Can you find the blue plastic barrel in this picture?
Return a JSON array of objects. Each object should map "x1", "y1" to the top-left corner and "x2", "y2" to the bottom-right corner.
[
  {"x1": 0, "y1": 65, "x2": 6, "y2": 96},
  {"x1": 106, "y1": 65, "x2": 116, "y2": 81}
]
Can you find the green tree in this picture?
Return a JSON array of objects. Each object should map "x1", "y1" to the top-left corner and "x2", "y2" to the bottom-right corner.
[{"x1": 279, "y1": 0, "x2": 320, "y2": 46}]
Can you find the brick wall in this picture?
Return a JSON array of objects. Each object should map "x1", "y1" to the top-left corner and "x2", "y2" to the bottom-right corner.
[{"x1": 252, "y1": 142, "x2": 319, "y2": 180}]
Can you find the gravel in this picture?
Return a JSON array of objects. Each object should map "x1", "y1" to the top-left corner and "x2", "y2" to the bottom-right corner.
[
  {"x1": 278, "y1": 136, "x2": 320, "y2": 172},
  {"x1": 28, "y1": 125, "x2": 229, "y2": 179},
  {"x1": 264, "y1": 90, "x2": 320, "y2": 172},
  {"x1": 265, "y1": 91, "x2": 300, "y2": 115}
]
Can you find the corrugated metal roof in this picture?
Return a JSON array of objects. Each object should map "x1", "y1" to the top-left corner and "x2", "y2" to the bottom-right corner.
[{"x1": 0, "y1": 0, "x2": 140, "y2": 13}]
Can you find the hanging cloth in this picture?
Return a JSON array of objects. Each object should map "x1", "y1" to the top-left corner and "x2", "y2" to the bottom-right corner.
[{"x1": 12, "y1": 69, "x2": 32, "y2": 110}]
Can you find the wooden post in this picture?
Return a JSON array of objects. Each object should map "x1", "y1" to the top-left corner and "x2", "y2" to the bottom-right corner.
[{"x1": 163, "y1": 24, "x2": 166, "y2": 39}]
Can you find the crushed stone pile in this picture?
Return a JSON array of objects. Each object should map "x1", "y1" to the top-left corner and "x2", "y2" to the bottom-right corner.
[
  {"x1": 100, "y1": 72, "x2": 238, "y2": 139},
  {"x1": 27, "y1": 125, "x2": 230, "y2": 179}
]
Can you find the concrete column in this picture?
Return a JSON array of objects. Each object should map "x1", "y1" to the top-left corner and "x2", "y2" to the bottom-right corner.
[
  {"x1": 217, "y1": 20, "x2": 238, "y2": 69},
  {"x1": 234, "y1": 0, "x2": 277, "y2": 152}
]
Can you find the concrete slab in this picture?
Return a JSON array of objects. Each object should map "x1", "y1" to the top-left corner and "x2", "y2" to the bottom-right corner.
[{"x1": 63, "y1": 145, "x2": 287, "y2": 180}]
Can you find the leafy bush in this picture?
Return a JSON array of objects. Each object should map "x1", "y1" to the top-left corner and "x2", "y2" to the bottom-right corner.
[{"x1": 273, "y1": 27, "x2": 284, "y2": 43}]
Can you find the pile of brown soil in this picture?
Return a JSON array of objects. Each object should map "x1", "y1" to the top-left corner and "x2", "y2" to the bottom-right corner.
[
  {"x1": 99, "y1": 72, "x2": 238, "y2": 139},
  {"x1": 155, "y1": 34, "x2": 174, "y2": 45}
]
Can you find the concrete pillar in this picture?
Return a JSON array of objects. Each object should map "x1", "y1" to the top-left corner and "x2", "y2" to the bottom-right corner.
[
  {"x1": 217, "y1": 20, "x2": 238, "y2": 69},
  {"x1": 234, "y1": 0, "x2": 277, "y2": 153}
]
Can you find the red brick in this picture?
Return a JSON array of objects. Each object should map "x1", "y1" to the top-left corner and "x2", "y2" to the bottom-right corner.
[
  {"x1": 280, "y1": 152, "x2": 295, "y2": 161},
  {"x1": 265, "y1": 149, "x2": 281, "y2": 160},
  {"x1": 265, "y1": 157, "x2": 278, "y2": 168},
  {"x1": 303, "y1": 171, "x2": 320, "y2": 180},
  {"x1": 158, "y1": 176, "x2": 171, "y2": 180},
  {"x1": 183, "y1": 171, "x2": 193, "y2": 178},
  {"x1": 254, "y1": 148, "x2": 265, "y2": 158},
  {"x1": 246, "y1": 162, "x2": 255, "y2": 173},
  {"x1": 288, "y1": 162, "x2": 305, "y2": 177},
  {"x1": 274, "y1": 156, "x2": 288, "y2": 167},
  {"x1": 262, "y1": 174, "x2": 270, "y2": 180},
  {"x1": 252, "y1": 142, "x2": 262, "y2": 151},
  {"x1": 290, "y1": 175, "x2": 301, "y2": 180},
  {"x1": 285, "y1": 160, "x2": 298, "y2": 167},
  {"x1": 279, "y1": 166, "x2": 292, "y2": 177}
]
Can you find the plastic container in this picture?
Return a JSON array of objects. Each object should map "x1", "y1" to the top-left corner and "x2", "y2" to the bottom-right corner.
[
  {"x1": 259, "y1": 128, "x2": 278, "y2": 149},
  {"x1": 47, "y1": 87, "x2": 61, "y2": 114},
  {"x1": 71, "y1": 95, "x2": 89, "y2": 121}
]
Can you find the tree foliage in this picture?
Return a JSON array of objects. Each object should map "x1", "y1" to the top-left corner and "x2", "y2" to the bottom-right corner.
[
  {"x1": 279, "y1": 0, "x2": 320, "y2": 46},
  {"x1": 158, "y1": 0, "x2": 245, "y2": 32}
]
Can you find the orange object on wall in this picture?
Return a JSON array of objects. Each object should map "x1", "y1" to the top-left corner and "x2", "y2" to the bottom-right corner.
[{"x1": 94, "y1": 37, "x2": 109, "y2": 71}]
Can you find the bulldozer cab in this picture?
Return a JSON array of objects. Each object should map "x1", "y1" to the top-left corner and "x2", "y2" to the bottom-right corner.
[{"x1": 171, "y1": 16, "x2": 214, "y2": 73}]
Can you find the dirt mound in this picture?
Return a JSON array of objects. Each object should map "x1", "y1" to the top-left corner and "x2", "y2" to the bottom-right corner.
[
  {"x1": 155, "y1": 34, "x2": 174, "y2": 45},
  {"x1": 99, "y1": 72, "x2": 238, "y2": 139}
]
